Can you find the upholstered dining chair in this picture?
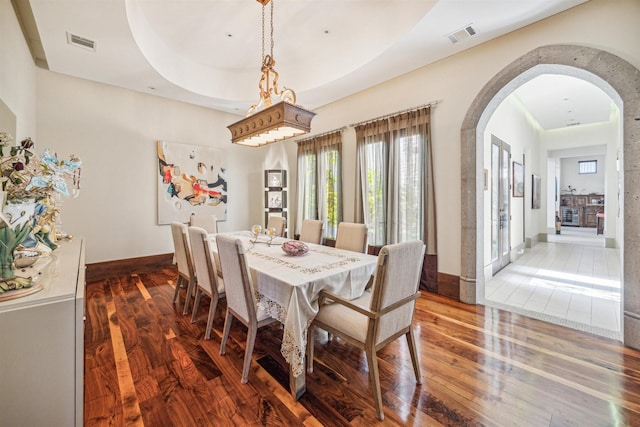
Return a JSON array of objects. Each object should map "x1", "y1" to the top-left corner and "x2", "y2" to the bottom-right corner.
[
  {"x1": 334, "y1": 222, "x2": 368, "y2": 253},
  {"x1": 170, "y1": 222, "x2": 196, "y2": 315},
  {"x1": 299, "y1": 219, "x2": 323, "y2": 244},
  {"x1": 188, "y1": 226, "x2": 225, "y2": 340},
  {"x1": 266, "y1": 216, "x2": 286, "y2": 237},
  {"x1": 216, "y1": 234, "x2": 278, "y2": 383},
  {"x1": 189, "y1": 213, "x2": 218, "y2": 234},
  {"x1": 307, "y1": 240, "x2": 425, "y2": 420}
]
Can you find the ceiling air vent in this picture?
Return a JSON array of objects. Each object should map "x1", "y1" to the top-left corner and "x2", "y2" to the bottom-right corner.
[
  {"x1": 66, "y1": 32, "x2": 96, "y2": 51},
  {"x1": 447, "y1": 25, "x2": 477, "y2": 44}
]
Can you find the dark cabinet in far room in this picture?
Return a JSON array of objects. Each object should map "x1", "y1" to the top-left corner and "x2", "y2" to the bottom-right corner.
[{"x1": 560, "y1": 194, "x2": 604, "y2": 228}]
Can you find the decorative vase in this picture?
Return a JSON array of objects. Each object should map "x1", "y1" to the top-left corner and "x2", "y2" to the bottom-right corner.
[
  {"x1": 0, "y1": 199, "x2": 36, "y2": 278},
  {"x1": 0, "y1": 222, "x2": 31, "y2": 278}
]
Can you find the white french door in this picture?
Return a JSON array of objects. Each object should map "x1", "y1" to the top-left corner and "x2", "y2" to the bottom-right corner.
[{"x1": 491, "y1": 136, "x2": 511, "y2": 275}]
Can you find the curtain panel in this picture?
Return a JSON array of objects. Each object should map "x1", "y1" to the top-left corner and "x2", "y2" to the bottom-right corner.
[
  {"x1": 355, "y1": 107, "x2": 436, "y2": 255},
  {"x1": 295, "y1": 131, "x2": 343, "y2": 238}
]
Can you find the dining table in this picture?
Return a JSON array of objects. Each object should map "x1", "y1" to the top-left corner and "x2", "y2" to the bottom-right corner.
[{"x1": 208, "y1": 230, "x2": 379, "y2": 399}]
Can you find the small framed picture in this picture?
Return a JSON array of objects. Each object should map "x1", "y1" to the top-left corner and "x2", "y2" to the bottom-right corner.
[
  {"x1": 532, "y1": 174, "x2": 541, "y2": 209},
  {"x1": 265, "y1": 169, "x2": 286, "y2": 188},
  {"x1": 268, "y1": 172, "x2": 281, "y2": 187},
  {"x1": 268, "y1": 191, "x2": 282, "y2": 208},
  {"x1": 512, "y1": 161, "x2": 524, "y2": 197}
]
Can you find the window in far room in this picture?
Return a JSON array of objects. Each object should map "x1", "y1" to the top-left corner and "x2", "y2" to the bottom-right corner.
[{"x1": 579, "y1": 160, "x2": 597, "y2": 174}]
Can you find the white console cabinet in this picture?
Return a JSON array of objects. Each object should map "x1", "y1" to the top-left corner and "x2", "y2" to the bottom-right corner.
[{"x1": 0, "y1": 239, "x2": 85, "y2": 426}]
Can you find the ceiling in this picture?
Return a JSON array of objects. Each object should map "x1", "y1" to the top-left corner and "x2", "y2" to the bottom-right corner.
[{"x1": 17, "y1": 0, "x2": 612, "y2": 129}]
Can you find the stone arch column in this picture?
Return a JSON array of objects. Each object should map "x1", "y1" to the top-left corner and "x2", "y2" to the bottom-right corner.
[{"x1": 459, "y1": 45, "x2": 640, "y2": 348}]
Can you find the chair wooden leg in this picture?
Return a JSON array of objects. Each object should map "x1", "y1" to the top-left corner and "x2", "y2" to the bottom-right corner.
[
  {"x1": 220, "y1": 311, "x2": 233, "y2": 355},
  {"x1": 182, "y1": 279, "x2": 195, "y2": 315},
  {"x1": 242, "y1": 325, "x2": 258, "y2": 384},
  {"x1": 406, "y1": 329, "x2": 422, "y2": 384},
  {"x1": 172, "y1": 276, "x2": 183, "y2": 305},
  {"x1": 365, "y1": 345, "x2": 384, "y2": 421},
  {"x1": 191, "y1": 288, "x2": 202, "y2": 323},
  {"x1": 306, "y1": 325, "x2": 315, "y2": 373},
  {"x1": 205, "y1": 294, "x2": 218, "y2": 340}
]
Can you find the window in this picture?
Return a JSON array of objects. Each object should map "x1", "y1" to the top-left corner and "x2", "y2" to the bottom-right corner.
[
  {"x1": 361, "y1": 134, "x2": 423, "y2": 245},
  {"x1": 355, "y1": 107, "x2": 434, "y2": 247},
  {"x1": 364, "y1": 140, "x2": 387, "y2": 245},
  {"x1": 296, "y1": 132, "x2": 342, "y2": 239},
  {"x1": 579, "y1": 160, "x2": 597, "y2": 174}
]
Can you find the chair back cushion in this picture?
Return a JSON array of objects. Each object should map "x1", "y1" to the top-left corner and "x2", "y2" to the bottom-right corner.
[
  {"x1": 188, "y1": 226, "x2": 218, "y2": 295},
  {"x1": 171, "y1": 222, "x2": 193, "y2": 277},
  {"x1": 299, "y1": 219, "x2": 323, "y2": 244},
  {"x1": 266, "y1": 216, "x2": 286, "y2": 237},
  {"x1": 335, "y1": 222, "x2": 368, "y2": 253},
  {"x1": 216, "y1": 234, "x2": 255, "y2": 323},
  {"x1": 189, "y1": 214, "x2": 218, "y2": 234},
  {"x1": 370, "y1": 240, "x2": 425, "y2": 344}
]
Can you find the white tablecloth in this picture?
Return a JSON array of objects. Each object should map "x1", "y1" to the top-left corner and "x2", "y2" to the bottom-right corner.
[{"x1": 209, "y1": 231, "x2": 378, "y2": 377}]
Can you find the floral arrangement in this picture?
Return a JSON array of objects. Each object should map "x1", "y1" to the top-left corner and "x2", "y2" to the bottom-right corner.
[
  {"x1": 0, "y1": 131, "x2": 82, "y2": 284},
  {"x1": 0, "y1": 133, "x2": 81, "y2": 203}
]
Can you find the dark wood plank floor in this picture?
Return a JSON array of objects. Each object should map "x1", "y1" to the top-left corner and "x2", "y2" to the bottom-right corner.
[{"x1": 84, "y1": 267, "x2": 640, "y2": 426}]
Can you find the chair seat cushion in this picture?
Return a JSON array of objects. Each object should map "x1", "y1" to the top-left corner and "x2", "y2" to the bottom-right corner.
[
  {"x1": 314, "y1": 291, "x2": 372, "y2": 343},
  {"x1": 216, "y1": 276, "x2": 225, "y2": 295}
]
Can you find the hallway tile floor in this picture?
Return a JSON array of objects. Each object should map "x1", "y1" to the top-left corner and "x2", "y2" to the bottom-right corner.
[{"x1": 485, "y1": 227, "x2": 622, "y2": 340}]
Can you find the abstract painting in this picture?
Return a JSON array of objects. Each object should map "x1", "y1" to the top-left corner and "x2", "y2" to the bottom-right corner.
[
  {"x1": 532, "y1": 174, "x2": 541, "y2": 209},
  {"x1": 157, "y1": 140, "x2": 227, "y2": 224}
]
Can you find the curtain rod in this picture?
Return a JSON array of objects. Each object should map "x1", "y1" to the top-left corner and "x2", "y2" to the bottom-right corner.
[
  {"x1": 348, "y1": 100, "x2": 440, "y2": 128},
  {"x1": 296, "y1": 126, "x2": 347, "y2": 143}
]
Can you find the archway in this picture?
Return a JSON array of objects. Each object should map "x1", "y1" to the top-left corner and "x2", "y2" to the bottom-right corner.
[{"x1": 460, "y1": 45, "x2": 640, "y2": 349}]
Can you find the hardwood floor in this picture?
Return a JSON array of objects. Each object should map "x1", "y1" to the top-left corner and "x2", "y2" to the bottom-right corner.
[{"x1": 84, "y1": 267, "x2": 640, "y2": 426}]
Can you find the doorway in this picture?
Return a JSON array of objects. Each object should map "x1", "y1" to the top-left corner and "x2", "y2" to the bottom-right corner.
[{"x1": 459, "y1": 45, "x2": 640, "y2": 348}]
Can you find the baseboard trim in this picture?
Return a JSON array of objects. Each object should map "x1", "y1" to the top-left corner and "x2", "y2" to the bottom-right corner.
[
  {"x1": 86, "y1": 253, "x2": 174, "y2": 283},
  {"x1": 437, "y1": 272, "x2": 460, "y2": 300}
]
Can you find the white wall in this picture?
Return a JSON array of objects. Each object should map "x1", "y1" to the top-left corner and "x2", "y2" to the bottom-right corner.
[
  {"x1": 560, "y1": 155, "x2": 605, "y2": 194},
  {"x1": 0, "y1": 1, "x2": 37, "y2": 140},
  {"x1": 36, "y1": 70, "x2": 269, "y2": 263},
  {"x1": 482, "y1": 97, "x2": 539, "y2": 279}
]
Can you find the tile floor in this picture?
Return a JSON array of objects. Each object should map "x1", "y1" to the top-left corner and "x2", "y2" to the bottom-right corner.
[{"x1": 484, "y1": 226, "x2": 622, "y2": 340}]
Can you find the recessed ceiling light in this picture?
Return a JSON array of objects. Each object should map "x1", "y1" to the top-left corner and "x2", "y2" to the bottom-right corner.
[
  {"x1": 148, "y1": 86, "x2": 156, "y2": 90},
  {"x1": 226, "y1": 33, "x2": 233, "y2": 38}
]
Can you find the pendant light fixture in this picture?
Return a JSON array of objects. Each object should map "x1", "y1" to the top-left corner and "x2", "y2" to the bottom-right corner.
[{"x1": 227, "y1": 0, "x2": 315, "y2": 147}]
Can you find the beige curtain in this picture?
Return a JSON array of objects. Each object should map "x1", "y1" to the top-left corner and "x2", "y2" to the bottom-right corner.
[
  {"x1": 355, "y1": 119, "x2": 390, "y2": 241},
  {"x1": 316, "y1": 132, "x2": 342, "y2": 239},
  {"x1": 354, "y1": 107, "x2": 436, "y2": 255},
  {"x1": 296, "y1": 138, "x2": 317, "y2": 234},
  {"x1": 296, "y1": 131, "x2": 343, "y2": 238}
]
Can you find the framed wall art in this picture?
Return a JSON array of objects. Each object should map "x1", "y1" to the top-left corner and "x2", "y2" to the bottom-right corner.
[
  {"x1": 512, "y1": 161, "x2": 524, "y2": 197},
  {"x1": 532, "y1": 174, "x2": 541, "y2": 209},
  {"x1": 156, "y1": 140, "x2": 227, "y2": 224},
  {"x1": 264, "y1": 169, "x2": 287, "y2": 231}
]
